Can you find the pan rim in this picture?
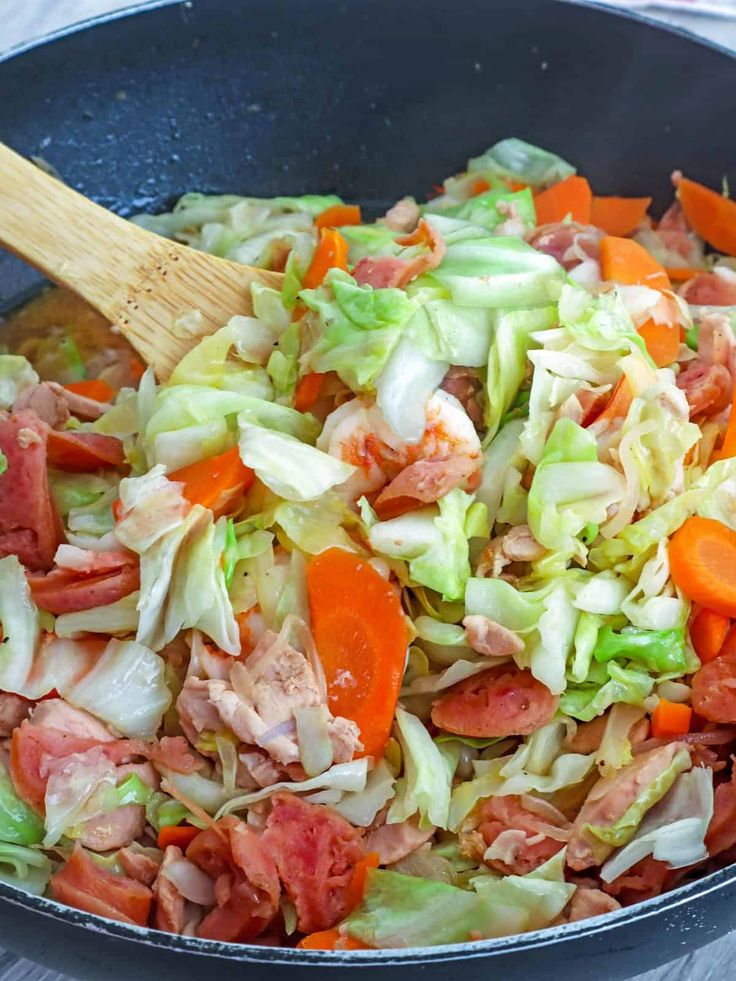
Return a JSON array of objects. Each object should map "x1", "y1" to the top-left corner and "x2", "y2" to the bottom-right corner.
[
  {"x1": 1, "y1": 0, "x2": 735, "y2": 965},
  {"x1": 0, "y1": 857, "x2": 733, "y2": 963}
]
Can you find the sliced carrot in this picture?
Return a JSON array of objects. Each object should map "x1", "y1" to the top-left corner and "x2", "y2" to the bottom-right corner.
[
  {"x1": 345, "y1": 852, "x2": 380, "y2": 913},
  {"x1": 294, "y1": 372, "x2": 326, "y2": 413},
  {"x1": 637, "y1": 318, "x2": 681, "y2": 367},
  {"x1": 678, "y1": 176, "x2": 736, "y2": 257},
  {"x1": 599, "y1": 236, "x2": 672, "y2": 291},
  {"x1": 711, "y1": 385, "x2": 736, "y2": 463},
  {"x1": 302, "y1": 228, "x2": 350, "y2": 290},
  {"x1": 503, "y1": 178, "x2": 528, "y2": 193},
  {"x1": 64, "y1": 379, "x2": 116, "y2": 403},
  {"x1": 469, "y1": 177, "x2": 491, "y2": 197},
  {"x1": 533, "y1": 175, "x2": 592, "y2": 226},
  {"x1": 586, "y1": 376, "x2": 633, "y2": 428},
  {"x1": 664, "y1": 266, "x2": 706, "y2": 283},
  {"x1": 307, "y1": 548, "x2": 408, "y2": 760},
  {"x1": 651, "y1": 699, "x2": 692, "y2": 738},
  {"x1": 168, "y1": 446, "x2": 254, "y2": 517},
  {"x1": 111, "y1": 498, "x2": 124, "y2": 523},
  {"x1": 297, "y1": 929, "x2": 371, "y2": 951},
  {"x1": 690, "y1": 607, "x2": 730, "y2": 664},
  {"x1": 315, "y1": 204, "x2": 362, "y2": 230},
  {"x1": 157, "y1": 824, "x2": 201, "y2": 850},
  {"x1": 129, "y1": 356, "x2": 146, "y2": 381},
  {"x1": 669, "y1": 516, "x2": 736, "y2": 617},
  {"x1": 590, "y1": 196, "x2": 651, "y2": 237},
  {"x1": 718, "y1": 622, "x2": 736, "y2": 661}
]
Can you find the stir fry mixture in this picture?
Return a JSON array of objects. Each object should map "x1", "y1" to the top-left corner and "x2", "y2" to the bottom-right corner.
[{"x1": 2, "y1": 138, "x2": 736, "y2": 949}]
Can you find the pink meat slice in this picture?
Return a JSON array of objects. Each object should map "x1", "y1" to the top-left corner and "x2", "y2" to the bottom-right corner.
[{"x1": 0, "y1": 410, "x2": 65, "y2": 571}]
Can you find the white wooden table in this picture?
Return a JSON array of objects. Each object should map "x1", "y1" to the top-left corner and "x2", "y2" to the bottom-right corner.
[{"x1": 0, "y1": 0, "x2": 735, "y2": 977}]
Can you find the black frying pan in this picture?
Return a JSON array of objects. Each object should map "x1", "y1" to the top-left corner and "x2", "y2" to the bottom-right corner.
[{"x1": 0, "y1": 1, "x2": 735, "y2": 977}]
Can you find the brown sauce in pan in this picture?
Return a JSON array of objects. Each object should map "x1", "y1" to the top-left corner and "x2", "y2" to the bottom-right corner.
[{"x1": 1, "y1": 286, "x2": 140, "y2": 388}]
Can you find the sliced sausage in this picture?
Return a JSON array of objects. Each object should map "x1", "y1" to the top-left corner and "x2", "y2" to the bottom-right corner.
[
  {"x1": 602, "y1": 855, "x2": 671, "y2": 905},
  {"x1": 0, "y1": 410, "x2": 65, "y2": 571},
  {"x1": 187, "y1": 816, "x2": 280, "y2": 943},
  {"x1": 528, "y1": 222, "x2": 603, "y2": 271},
  {"x1": 692, "y1": 649, "x2": 736, "y2": 724},
  {"x1": 676, "y1": 361, "x2": 731, "y2": 418},
  {"x1": 50, "y1": 845, "x2": 152, "y2": 926},
  {"x1": 567, "y1": 743, "x2": 687, "y2": 871},
  {"x1": 462, "y1": 615, "x2": 525, "y2": 657},
  {"x1": 430, "y1": 664, "x2": 558, "y2": 738},
  {"x1": 46, "y1": 430, "x2": 125, "y2": 471},
  {"x1": 680, "y1": 272, "x2": 736, "y2": 307},
  {"x1": 262, "y1": 792, "x2": 365, "y2": 933},
  {"x1": 365, "y1": 816, "x2": 435, "y2": 866},
  {"x1": 478, "y1": 795, "x2": 568, "y2": 876},
  {"x1": 28, "y1": 564, "x2": 140, "y2": 614},
  {"x1": 353, "y1": 219, "x2": 445, "y2": 289},
  {"x1": 568, "y1": 887, "x2": 621, "y2": 922},
  {"x1": 374, "y1": 455, "x2": 479, "y2": 520}
]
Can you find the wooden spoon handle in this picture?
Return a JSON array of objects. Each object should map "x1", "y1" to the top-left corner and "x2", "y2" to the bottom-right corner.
[
  {"x1": 0, "y1": 143, "x2": 284, "y2": 378},
  {"x1": 0, "y1": 141, "x2": 152, "y2": 319}
]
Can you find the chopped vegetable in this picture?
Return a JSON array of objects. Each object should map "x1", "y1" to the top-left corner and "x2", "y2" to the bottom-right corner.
[
  {"x1": 294, "y1": 372, "x2": 326, "y2": 413},
  {"x1": 156, "y1": 824, "x2": 201, "y2": 850},
  {"x1": 678, "y1": 176, "x2": 736, "y2": 256},
  {"x1": 533, "y1": 175, "x2": 592, "y2": 225},
  {"x1": 302, "y1": 228, "x2": 350, "y2": 289},
  {"x1": 5, "y1": 137, "x2": 736, "y2": 949},
  {"x1": 307, "y1": 548, "x2": 408, "y2": 759},
  {"x1": 168, "y1": 446, "x2": 255, "y2": 516},
  {"x1": 669, "y1": 516, "x2": 736, "y2": 617},
  {"x1": 665, "y1": 266, "x2": 706, "y2": 283},
  {"x1": 345, "y1": 852, "x2": 380, "y2": 912},
  {"x1": 64, "y1": 379, "x2": 116, "y2": 403},
  {"x1": 600, "y1": 236, "x2": 672, "y2": 291},
  {"x1": 298, "y1": 929, "x2": 371, "y2": 950},
  {"x1": 315, "y1": 204, "x2": 362, "y2": 229},
  {"x1": 591, "y1": 196, "x2": 651, "y2": 236},
  {"x1": 690, "y1": 607, "x2": 730, "y2": 664},
  {"x1": 651, "y1": 699, "x2": 692, "y2": 738},
  {"x1": 636, "y1": 318, "x2": 680, "y2": 368}
]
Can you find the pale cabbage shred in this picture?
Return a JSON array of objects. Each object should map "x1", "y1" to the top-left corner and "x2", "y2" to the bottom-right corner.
[{"x1": 2, "y1": 138, "x2": 723, "y2": 943}]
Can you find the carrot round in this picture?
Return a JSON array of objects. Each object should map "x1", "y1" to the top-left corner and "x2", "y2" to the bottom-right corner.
[
  {"x1": 533, "y1": 175, "x2": 592, "y2": 226},
  {"x1": 669, "y1": 516, "x2": 736, "y2": 617},
  {"x1": 294, "y1": 372, "x2": 326, "y2": 413},
  {"x1": 591, "y1": 196, "x2": 651, "y2": 237},
  {"x1": 315, "y1": 204, "x2": 362, "y2": 230},
  {"x1": 678, "y1": 176, "x2": 736, "y2": 257},
  {"x1": 64, "y1": 379, "x2": 116, "y2": 403},
  {"x1": 600, "y1": 236, "x2": 672, "y2": 291},
  {"x1": 168, "y1": 446, "x2": 254, "y2": 516},
  {"x1": 306, "y1": 548, "x2": 408, "y2": 760},
  {"x1": 157, "y1": 824, "x2": 201, "y2": 850},
  {"x1": 690, "y1": 607, "x2": 730, "y2": 664},
  {"x1": 297, "y1": 929, "x2": 371, "y2": 951},
  {"x1": 651, "y1": 699, "x2": 692, "y2": 738},
  {"x1": 637, "y1": 318, "x2": 680, "y2": 367},
  {"x1": 302, "y1": 228, "x2": 350, "y2": 290}
]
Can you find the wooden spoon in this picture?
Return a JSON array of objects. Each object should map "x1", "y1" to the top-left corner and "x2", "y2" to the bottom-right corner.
[{"x1": 0, "y1": 142, "x2": 284, "y2": 379}]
